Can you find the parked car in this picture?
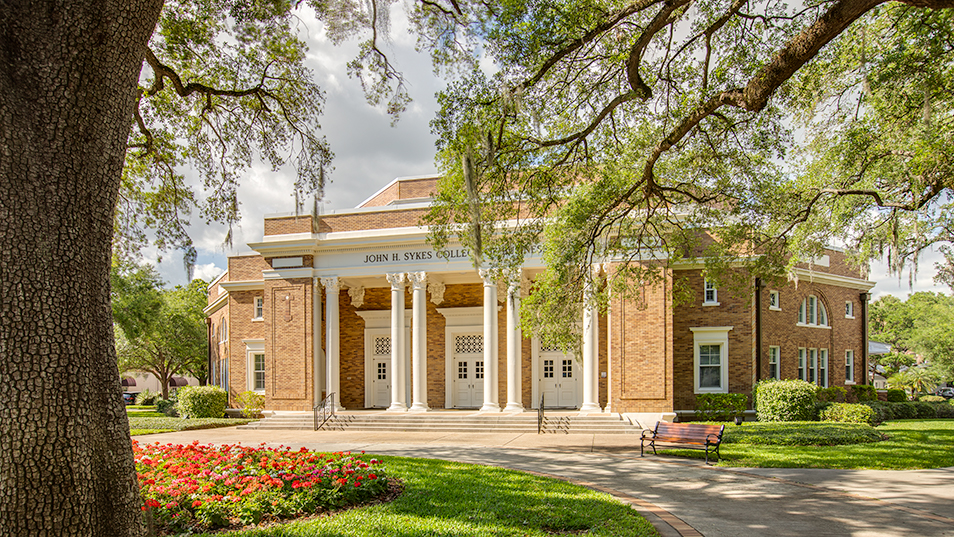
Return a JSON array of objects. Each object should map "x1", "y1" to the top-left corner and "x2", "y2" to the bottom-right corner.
[
  {"x1": 935, "y1": 387, "x2": 954, "y2": 399},
  {"x1": 122, "y1": 393, "x2": 136, "y2": 405}
]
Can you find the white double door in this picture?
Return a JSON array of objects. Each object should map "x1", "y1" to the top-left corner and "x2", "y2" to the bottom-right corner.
[
  {"x1": 452, "y1": 333, "x2": 484, "y2": 408},
  {"x1": 539, "y1": 350, "x2": 580, "y2": 408},
  {"x1": 366, "y1": 329, "x2": 411, "y2": 409}
]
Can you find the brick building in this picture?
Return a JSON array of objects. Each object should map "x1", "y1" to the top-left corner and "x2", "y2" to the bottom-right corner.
[{"x1": 205, "y1": 175, "x2": 874, "y2": 425}]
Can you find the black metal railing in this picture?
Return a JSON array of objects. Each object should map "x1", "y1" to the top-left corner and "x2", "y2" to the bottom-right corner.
[
  {"x1": 537, "y1": 394, "x2": 545, "y2": 434},
  {"x1": 313, "y1": 392, "x2": 336, "y2": 431}
]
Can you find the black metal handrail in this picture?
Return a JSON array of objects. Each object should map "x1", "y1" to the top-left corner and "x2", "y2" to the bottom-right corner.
[
  {"x1": 537, "y1": 394, "x2": 545, "y2": 434},
  {"x1": 313, "y1": 392, "x2": 336, "y2": 431}
]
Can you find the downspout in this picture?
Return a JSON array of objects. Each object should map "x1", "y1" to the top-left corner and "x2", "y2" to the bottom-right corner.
[
  {"x1": 754, "y1": 278, "x2": 763, "y2": 382},
  {"x1": 206, "y1": 317, "x2": 213, "y2": 386},
  {"x1": 861, "y1": 292, "x2": 870, "y2": 385}
]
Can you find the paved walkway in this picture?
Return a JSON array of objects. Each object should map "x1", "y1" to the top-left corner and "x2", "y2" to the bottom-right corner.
[{"x1": 135, "y1": 428, "x2": 954, "y2": 537}]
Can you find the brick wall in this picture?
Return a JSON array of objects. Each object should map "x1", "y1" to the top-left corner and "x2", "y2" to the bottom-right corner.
[
  {"x1": 264, "y1": 215, "x2": 315, "y2": 236},
  {"x1": 229, "y1": 256, "x2": 271, "y2": 282},
  {"x1": 609, "y1": 264, "x2": 674, "y2": 413},
  {"x1": 264, "y1": 277, "x2": 315, "y2": 410},
  {"x1": 318, "y1": 208, "x2": 429, "y2": 233},
  {"x1": 225, "y1": 289, "x2": 265, "y2": 402}
]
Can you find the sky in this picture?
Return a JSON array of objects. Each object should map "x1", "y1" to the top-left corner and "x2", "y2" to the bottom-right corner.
[{"x1": 143, "y1": 4, "x2": 951, "y2": 302}]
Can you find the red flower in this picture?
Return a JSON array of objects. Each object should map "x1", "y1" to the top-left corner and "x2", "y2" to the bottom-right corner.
[{"x1": 192, "y1": 500, "x2": 202, "y2": 508}]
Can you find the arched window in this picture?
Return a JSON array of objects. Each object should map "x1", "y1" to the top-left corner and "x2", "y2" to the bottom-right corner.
[{"x1": 798, "y1": 295, "x2": 828, "y2": 327}]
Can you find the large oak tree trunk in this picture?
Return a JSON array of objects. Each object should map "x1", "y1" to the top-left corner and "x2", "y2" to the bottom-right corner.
[{"x1": 0, "y1": 1, "x2": 163, "y2": 535}]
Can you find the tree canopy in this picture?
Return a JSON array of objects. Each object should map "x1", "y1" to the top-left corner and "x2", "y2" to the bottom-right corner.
[
  {"x1": 870, "y1": 291, "x2": 954, "y2": 380},
  {"x1": 111, "y1": 262, "x2": 208, "y2": 398},
  {"x1": 414, "y1": 0, "x2": 954, "y2": 339}
]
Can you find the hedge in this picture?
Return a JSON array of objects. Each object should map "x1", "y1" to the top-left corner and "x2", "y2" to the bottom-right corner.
[
  {"x1": 849, "y1": 384, "x2": 877, "y2": 402},
  {"x1": 816, "y1": 386, "x2": 847, "y2": 403},
  {"x1": 819, "y1": 403, "x2": 875, "y2": 425},
  {"x1": 886, "y1": 389, "x2": 908, "y2": 402},
  {"x1": 176, "y1": 386, "x2": 228, "y2": 419},
  {"x1": 754, "y1": 379, "x2": 818, "y2": 422}
]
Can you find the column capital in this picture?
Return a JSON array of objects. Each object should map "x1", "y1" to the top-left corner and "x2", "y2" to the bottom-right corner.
[
  {"x1": 407, "y1": 271, "x2": 427, "y2": 290},
  {"x1": 478, "y1": 268, "x2": 495, "y2": 287},
  {"x1": 320, "y1": 276, "x2": 340, "y2": 293},
  {"x1": 385, "y1": 272, "x2": 405, "y2": 289}
]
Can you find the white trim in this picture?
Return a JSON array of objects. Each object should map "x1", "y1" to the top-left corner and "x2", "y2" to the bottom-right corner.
[
  {"x1": 262, "y1": 268, "x2": 314, "y2": 280},
  {"x1": 791, "y1": 268, "x2": 876, "y2": 290},
  {"x1": 356, "y1": 174, "x2": 440, "y2": 208},
  {"x1": 768, "y1": 345, "x2": 780, "y2": 380},
  {"x1": 203, "y1": 292, "x2": 228, "y2": 315},
  {"x1": 244, "y1": 340, "x2": 266, "y2": 394},
  {"x1": 272, "y1": 257, "x2": 304, "y2": 269},
  {"x1": 438, "y1": 307, "x2": 484, "y2": 408},
  {"x1": 252, "y1": 296, "x2": 264, "y2": 321},
  {"x1": 690, "y1": 326, "x2": 732, "y2": 393},
  {"x1": 769, "y1": 290, "x2": 781, "y2": 311},
  {"x1": 220, "y1": 280, "x2": 265, "y2": 292}
]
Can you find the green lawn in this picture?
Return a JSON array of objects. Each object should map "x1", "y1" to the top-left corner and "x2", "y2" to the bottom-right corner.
[
  {"x1": 128, "y1": 414, "x2": 255, "y2": 436},
  {"x1": 189, "y1": 456, "x2": 658, "y2": 537},
  {"x1": 661, "y1": 420, "x2": 954, "y2": 470}
]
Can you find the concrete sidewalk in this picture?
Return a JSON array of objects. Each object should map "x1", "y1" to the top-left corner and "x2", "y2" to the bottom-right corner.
[{"x1": 135, "y1": 428, "x2": 954, "y2": 537}]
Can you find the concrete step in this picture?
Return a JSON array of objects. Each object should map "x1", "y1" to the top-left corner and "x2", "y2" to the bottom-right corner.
[{"x1": 239, "y1": 412, "x2": 641, "y2": 434}]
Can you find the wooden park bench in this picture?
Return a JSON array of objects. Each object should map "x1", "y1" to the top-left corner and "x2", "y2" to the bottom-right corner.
[{"x1": 640, "y1": 422, "x2": 725, "y2": 464}]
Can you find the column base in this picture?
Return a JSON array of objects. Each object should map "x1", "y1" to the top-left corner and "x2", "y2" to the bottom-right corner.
[
  {"x1": 387, "y1": 402, "x2": 408, "y2": 412},
  {"x1": 578, "y1": 402, "x2": 602, "y2": 414},
  {"x1": 503, "y1": 402, "x2": 524, "y2": 412},
  {"x1": 408, "y1": 403, "x2": 430, "y2": 412},
  {"x1": 479, "y1": 402, "x2": 501, "y2": 412}
]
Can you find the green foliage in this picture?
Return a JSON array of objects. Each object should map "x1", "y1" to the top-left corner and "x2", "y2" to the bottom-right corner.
[
  {"x1": 754, "y1": 379, "x2": 818, "y2": 422},
  {"x1": 869, "y1": 293, "x2": 954, "y2": 382},
  {"x1": 816, "y1": 386, "x2": 847, "y2": 403},
  {"x1": 695, "y1": 393, "x2": 747, "y2": 422},
  {"x1": 156, "y1": 392, "x2": 178, "y2": 417},
  {"x1": 849, "y1": 385, "x2": 877, "y2": 402},
  {"x1": 236, "y1": 390, "x2": 265, "y2": 418},
  {"x1": 113, "y1": 261, "x2": 208, "y2": 398},
  {"x1": 892, "y1": 402, "x2": 918, "y2": 420},
  {"x1": 721, "y1": 422, "x2": 883, "y2": 446},
  {"x1": 919, "y1": 395, "x2": 947, "y2": 403},
  {"x1": 819, "y1": 403, "x2": 876, "y2": 425},
  {"x1": 128, "y1": 416, "x2": 254, "y2": 435},
  {"x1": 135, "y1": 389, "x2": 159, "y2": 406},
  {"x1": 914, "y1": 402, "x2": 938, "y2": 419},
  {"x1": 863, "y1": 401, "x2": 894, "y2": 424},
  {"x1": 175, "y1": 386, "x2": 228, "y2": 419},
  {"x1": 933, "y1": 401, "x2": 954, "y2": 418},
  {"x1": 886, "y1": 388, "x2": 908, "y2": 402}
]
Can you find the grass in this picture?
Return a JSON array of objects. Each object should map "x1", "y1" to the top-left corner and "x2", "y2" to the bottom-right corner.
[
  {"x1": 187, "y1": 456, "x2": 658, "y2": 537},
  {"x1": 126, "y1": 405, "x2": 158, "y2": 410},
  {"x1": 660, "y1": 420, "x2": 954, "y2": 470},
  {"x1": 128, "y1": 415, "x2": 255, "y2": 436}
]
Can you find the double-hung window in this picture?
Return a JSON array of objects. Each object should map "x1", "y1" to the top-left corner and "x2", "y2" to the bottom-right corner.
[
  {"x1": 845, "y1": 350, "x2": 855, "y2": 384},
  {"x1": 799, "y1": 295, "x2": 829, "y2": 327},
  {"x1": 253, "y1": 353, "x2": 265, "y2": 391},
  {"x1": 704, "y1": 280, "x2": 718, "y2": 305},
  {"x1": 808, "y1": 348, "x2": 817, "y2": 383},
  {"x1": 253, "y1": 297, "x2": 264, "y2": 320},
  {"x1": 769, "y1": 346, "x2": 780, "y2": 380},
  {"x1": 798, "y1": 348, "x2": 806, "y2": 380},
  {"x1": 690, "y1": 326, "x2": 732, "y2": 393},
  {"x1": 818, "y1": 349, "x2": 828, "y2": 388}
]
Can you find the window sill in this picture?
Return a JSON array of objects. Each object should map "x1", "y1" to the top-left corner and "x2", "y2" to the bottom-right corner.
[
  {"x1": 795, "y1": 323, "x2": 832, "y2": 330},
  {"x1": 251, "y1": 317, "x2": 264, "y2": 322},
  {"x1": 702, "y1": 301, "x2": 720, "y2": 307},
  {"x1": 844, "y1": 381, "x2": 856, "y2": 385},
  {"x1": 769, "y1": 306, "x2": 781, "y2": 311},
  {"x1": 845, "y1": 315, "x2": 855, "y2": 320},
  {"x1": 694, "y1": 387, "x2": 727, "y2": 394}
]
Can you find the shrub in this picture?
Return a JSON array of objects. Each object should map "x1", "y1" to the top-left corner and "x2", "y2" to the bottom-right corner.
[
  {"x1": 236, "y1": 390, "x2": 266, "y2": 419},
  {"x1": 135, "y1": 389, "x2": 158, "y2": 406},
  {"x1": 886, "y1": 389, "x2": 908, "y2": 402},
  {"x1": 914, "y1": 401, "x2": 937, "y2": 419},
  {"x1": 819, "y1": 403, "x2": 876, "y2": 425},
  {"x1": 862, "y1": 401, "x2": 891, "y2": 423},
  {"x1": 156, "y1": 394, "x2": 178, "y2": 417},
  {"x1": 934, "y1": 401, "x2": 954, "y2": 418},
  {"x1": 176, "y1": 386, "x2": 228, "y2": 419},
  {"x1": 919, "y1": 395, "x2": 946, "y2": 403},
  {"x1": 721, "y1": 422, "x2": 883, "y2": 446},
  {"x1": 849, "y1": 384, "x2": 877, "y2": 402},
  {"x1": 816, "y1": 386, "x2": 847, "y2": 403},
  {"x1": 754, "y1": 379, "x2": 818, "y2": 422},
  {"x1": 891, "y1": 401, "x2": 917, "y2": 419}
]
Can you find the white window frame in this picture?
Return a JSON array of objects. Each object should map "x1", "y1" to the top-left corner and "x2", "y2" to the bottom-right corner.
[
  {"x1": 798, "y1": 296, "x2": 830, "y2": 328},
  {"x1": 845, "y1": 350, "x2": 855, "y2": 385},
  {"x1": 219, "y1": 319, "x2": 228, "y2": 343},
  {"x1": 768, "y1": 345, "x2": 780, "y2": 380},
  {"x1": 253, "y1": 296, "x2": 264, "y2": 321},
  {"x1": 845, "y1": 301, "x2": 854, "y2": 319},
  {"x1": 703, "y1": 279, "x2": 719, "y2": 306},
  {"x1": 244, "y1": 339, "x2": 266, "y2": 393},
  {"x1": 769, "y1": 290, "x2": 781, "y2": 311},
  {"x1": 690, "y1": 326, "x2": 732, "y2": 393},
  {"x1": 819, "y1": 349, "x2": 828, "y2": 388},
  {"x1": 808, "y1": 348, "x2": 817, "y2": 383},
  {"x1": 798, "y1": 348, "x2": 806, "y2": 381}
]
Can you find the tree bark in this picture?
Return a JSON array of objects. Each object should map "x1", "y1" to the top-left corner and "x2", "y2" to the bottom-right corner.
[{"x1": 0, "y1": 1, "x2": 164, "y2": 535}]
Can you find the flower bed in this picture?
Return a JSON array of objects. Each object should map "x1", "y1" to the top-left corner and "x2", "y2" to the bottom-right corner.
[{"x1": 134, "y1": 441, "x2": 388, "y2": 534}]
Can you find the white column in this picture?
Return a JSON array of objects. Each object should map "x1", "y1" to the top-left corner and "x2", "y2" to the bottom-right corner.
[
  {"x1": 321, "y1": 277, "x2": 344, "y2": 410},
  {"x1": 603, "y1": 264, "x2": 613, "y2": 414},
  {"x1": 478, "y1": 268, "x2": 500, "y2": 412},
  {"x1": 386, "y1": 272, "x2": 407, "y2": 411},
  {"x1": 504, "y1": 274, "x2": 523, "y2": 412},
  {"x1": 408, "y1": 271, "x2": 429, "y2": 412},
  {"x1": 580, "y1": 271, "x2": 602, "y2": 413},
  {"x1": 313, "y1": 279, "x2": 325, "y2": 407}
]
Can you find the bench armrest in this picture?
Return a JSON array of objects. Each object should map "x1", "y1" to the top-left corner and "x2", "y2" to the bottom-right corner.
[
  {"x1": 641, "y1": 429, "x2": 655, "y2": 439},
  {"x1": 705, "y1": 432, "x2": 722, "y2": 445}
]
